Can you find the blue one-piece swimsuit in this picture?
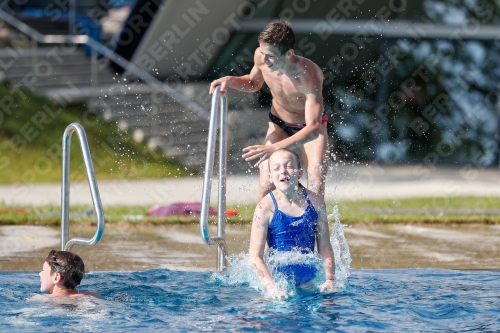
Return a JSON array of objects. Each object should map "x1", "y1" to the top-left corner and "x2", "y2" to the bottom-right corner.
[{"x1": 267, "y1": 187, "x2": 318, "y2": 286}]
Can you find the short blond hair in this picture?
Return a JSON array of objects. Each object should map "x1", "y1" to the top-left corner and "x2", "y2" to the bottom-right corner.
[{"x1": 268, "y1": 148, "x2": 301, "y2": 170}]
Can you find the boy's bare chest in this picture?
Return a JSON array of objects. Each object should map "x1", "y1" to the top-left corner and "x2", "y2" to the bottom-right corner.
[{"x1": 265, "y1": 74, "x2": 306, "y2": 102}]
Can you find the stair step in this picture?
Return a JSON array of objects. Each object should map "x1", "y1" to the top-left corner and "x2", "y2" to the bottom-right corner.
[
  {"x1": 4, "y1": 72, "x2": 115, "y2": 86},
  {"x1": 0, "y1": 32, "x2": 258, "y2": 174},
  {"x1": 117, "y1": 119, "x2": 208, "y2": 133},
  {"x1": 0, "y1": 54, "x2": 91, "y2": 68},
  {"x1": 164, "y1": 148, "x2": 243, "y2": 164},
  {"x1": 125, "y1": 124, "x2": 208, "y2": 142},
  {"x1": 3, "y1": 63, "x2": 108, "y2": 77},
  {"x1": 95, "y1": 90, "x2": 181, "y2": 105},
  {"x1": 160, "y1": 138, "x2": 245, "y2": 155},
  {"x1": 24, "y1": 80, "x2": 119, "y2": 92},
  {"x1": 15, "y1": 16, "x2": 99, "y2": 36},
  {"x1": 104, "y1": 107, "x2": 202, "y2": 120},
  {"x1": 97, "y1": 99, "x2": 183, "y2": 114},
  {"x1": 102, "y1": 107, "x2": 184, "y2": 120}
]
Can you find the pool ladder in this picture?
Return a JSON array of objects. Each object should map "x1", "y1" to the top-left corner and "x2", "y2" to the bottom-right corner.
[
  {"x1": 200, "y1": 86, "x2": 228, "y2": 271},
  {"x1": 61, "y1": 123, "x2": 105, "y2": 251}
]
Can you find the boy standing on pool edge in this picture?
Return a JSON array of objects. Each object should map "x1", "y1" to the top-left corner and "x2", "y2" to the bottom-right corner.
[{"x1": 209, "y1": 20, "x2": 329, "y2": 201}]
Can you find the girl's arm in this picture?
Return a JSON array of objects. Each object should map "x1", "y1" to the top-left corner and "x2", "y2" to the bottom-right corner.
[{"x1": 248, "y1": 199, "x2": 275, "y2": 288}]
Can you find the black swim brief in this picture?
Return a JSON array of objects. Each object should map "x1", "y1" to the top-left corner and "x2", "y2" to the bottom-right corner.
[{"x1": 268, "y1": 112, "x2": 328, "y2": 136}]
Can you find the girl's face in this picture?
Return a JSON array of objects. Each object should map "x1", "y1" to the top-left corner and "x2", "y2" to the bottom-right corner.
[{"x1": 268, "y1": 151, "x2": 302, "y2": 191}]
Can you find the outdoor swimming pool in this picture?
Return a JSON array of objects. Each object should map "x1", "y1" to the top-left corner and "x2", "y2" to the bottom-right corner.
[{"x1": 1, "y1": 268, "x2": 499, "y2": 332}]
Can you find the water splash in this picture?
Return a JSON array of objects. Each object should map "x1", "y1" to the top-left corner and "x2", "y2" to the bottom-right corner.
[
  {"x1": 328, "y1": 202, "x2": 352, "y2": 288},
  {"x1": 215, "y1": 251, "x2": 307, "y2": 299},
  {"x1": 215, "y1": 246, "x2": 347, "y2": 299},
  {"x1": 214, "y1": 190, "x2": 352, "y2": 298}
]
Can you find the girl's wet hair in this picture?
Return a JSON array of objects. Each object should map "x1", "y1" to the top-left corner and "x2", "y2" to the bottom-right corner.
[
  {"x1": 46, "y1": 250, "x2": 85, "y2": 290},
  {"x1": 268, "y1": 148, "x2": 301, "y2": 170}
]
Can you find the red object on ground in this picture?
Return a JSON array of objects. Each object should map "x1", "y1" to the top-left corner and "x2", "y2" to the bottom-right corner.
[
  {"x1": 147, "y1": 202, "x2": 217, "y2": 217},
  {"x1": 225, "y1": 209, "x2": 238, "y2": 216},
  {"x1": 0, "y1": 208, "x2": 30, "y2": 214}
]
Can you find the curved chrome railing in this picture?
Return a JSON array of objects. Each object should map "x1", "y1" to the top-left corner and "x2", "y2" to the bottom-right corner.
[
  {"x1": 61, "y1": 123, "x2": 105, "y2": 251},
  {"x1": 200, "y1": 85, "x2": 228, "y2": 271}
]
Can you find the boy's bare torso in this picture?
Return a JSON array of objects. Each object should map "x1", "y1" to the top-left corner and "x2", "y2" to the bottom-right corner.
[{"x1": 256, "y1": 55, "x2": 323, "y2": 124}]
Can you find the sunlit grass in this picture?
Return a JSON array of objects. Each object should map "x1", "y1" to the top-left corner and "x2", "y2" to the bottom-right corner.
[
  {"x1": 0, "y1": 84, "x2": 194, "y2": 183},
  {"x1": 333, "y1": 196, "x2": 500, "y2": 224},
  {"x1": 2, "y1": 196, "x2": 500, "y2": 226}
]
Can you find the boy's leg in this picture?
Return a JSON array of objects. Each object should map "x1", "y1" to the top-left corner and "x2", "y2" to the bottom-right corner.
[
  {"x1": 301, "y1": 123, "x2": 329, "y2": 196},
  {"x1": 257, "y1": 122, "x2": 289, "y2": 201}
]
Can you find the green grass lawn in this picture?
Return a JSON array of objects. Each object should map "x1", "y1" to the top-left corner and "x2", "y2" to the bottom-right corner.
[
  {"x1": 2, "y1": 196, "x2": 499, "y2": 226},
  {"x1": 0, "y1": 84, "x2": 193, "y2": 183},
  {"x1": 333, "y1": 196, "x2": 500, "y2": 224},
  {"x1": 0, "y1": 85, "x2": 497, "y2": 226}
]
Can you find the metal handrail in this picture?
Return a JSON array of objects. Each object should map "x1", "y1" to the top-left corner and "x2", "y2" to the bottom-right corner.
[
  {"x1": 200, "y1": 85, "x2": 228, "y2": 271},
  {"x1": 61, "y1": 123, "x2": 105, "y2": 251},
  {"x1": 0, "y1": 9, "x2": 209, "y2": 121}
]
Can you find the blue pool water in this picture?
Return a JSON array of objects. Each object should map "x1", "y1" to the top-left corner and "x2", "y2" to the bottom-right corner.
[{"x1": 1, "y1": 268, "x2": 499, "y2": 332}]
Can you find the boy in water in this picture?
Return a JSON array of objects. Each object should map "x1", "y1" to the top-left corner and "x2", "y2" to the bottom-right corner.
[
  {"x1": 249, "y1": 148, "x2": 335, "y2": 296},
  {"x1": 36, "y1": 250, "x2": 101, "y2": 299},
  {"x1": 209, "y1": 21, "x2": 329, "y2": 202}
]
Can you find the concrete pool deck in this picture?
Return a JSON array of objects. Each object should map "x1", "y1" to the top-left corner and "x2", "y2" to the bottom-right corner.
[
  {"x1": 1, "y1": 164, "x2": 500, "y2": 272},
  {"x1": 2, "y1": 223, "x2": 500, "y2": 272},
  {"x1": 0, "y1": 164, "x2": 499, "y2": 206}
]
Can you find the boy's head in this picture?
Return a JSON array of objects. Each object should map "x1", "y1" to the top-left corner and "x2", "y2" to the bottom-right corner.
[
  {"x1": 258, "y1": 21, "x2": 295, "y2": 55},
  {"x1": 40, "y1": 250, "x2": 85, "y2": 292},
  {"x1": 267, "y1": 148, "x2": 303, "y2": 189}
]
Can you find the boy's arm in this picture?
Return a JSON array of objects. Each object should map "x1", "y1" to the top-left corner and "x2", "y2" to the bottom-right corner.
[
  {"x1": 209, "y1": 49, "x2": 264, "y2": 94},
  {"x1": 242, "y1": 66, "x2": 324, "y2": 165},
  {"x1": 248, "y1": 200, "x2": 275, "y2": 288}
]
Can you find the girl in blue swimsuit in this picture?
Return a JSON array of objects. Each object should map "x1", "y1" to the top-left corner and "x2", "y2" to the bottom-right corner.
[
  {"x1": 249, "y1": 148, "x2": 335, "y2": 296},
  {"x1": 267, "y1": 185, "x2": 319, "y2": 286}
]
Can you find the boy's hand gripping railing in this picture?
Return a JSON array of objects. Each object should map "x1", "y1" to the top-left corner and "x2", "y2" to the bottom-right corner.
[
  {"x1": 200, "y1": 85, "x2": 228, "y2": 271},
  {"x1": 61, "y1": 123, "x2": 105, "y2": 251}
]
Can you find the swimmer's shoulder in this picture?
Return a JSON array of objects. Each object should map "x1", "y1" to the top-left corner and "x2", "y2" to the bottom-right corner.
[
  {"x1": 302, "y1": 56, "x2": 323, "y2": 75},
  {"x1": 28, "y1": 291, "x2": 102, "y2": 301},
  {"x1": 74, "y1": 291, "x2": 103, "y2": 299},
  {"x1": 255, "y1": 194, "x2": 275, "y2": 218},
  {"x1": 28, "y1": 294, "x2": 48, "y2": 301},
  {"x1": 297, "y1": 56, "x2": 324, "y2": 85}
]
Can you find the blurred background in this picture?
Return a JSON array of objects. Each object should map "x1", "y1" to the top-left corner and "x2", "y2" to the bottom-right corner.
[
  {"x1": 1, "y1": 0, "x2": 500, "y2": 273},
  {"x1": 0, "y1": 0, "x2": 499, "y2": 174}
]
